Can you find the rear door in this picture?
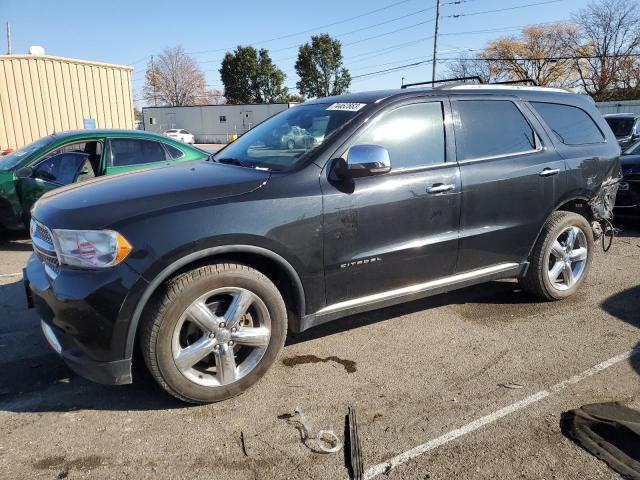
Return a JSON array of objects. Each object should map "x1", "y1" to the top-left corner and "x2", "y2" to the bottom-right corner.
[
  {"x1": 322, "y1": 98, "x2": 461, "y2": 305},
  {"x1": 451, "y1": 96, "x2": 565, "y2": 272}
]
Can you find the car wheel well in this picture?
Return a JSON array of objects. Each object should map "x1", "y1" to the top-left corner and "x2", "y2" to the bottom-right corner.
[
  {"x1": 135, "y1": 251, "x2": 304, "y2": 353},
  {"x1": 556, "y1": 199, "x2": 593, "y2": 222}
]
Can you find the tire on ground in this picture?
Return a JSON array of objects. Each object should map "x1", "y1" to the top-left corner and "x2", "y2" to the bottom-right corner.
[
  {"x1": 519, "y1": 210, "x2": 594, "y2": 301},
  {"x1": 140, "y1": 263, "x2": 287, "y2": 404}
]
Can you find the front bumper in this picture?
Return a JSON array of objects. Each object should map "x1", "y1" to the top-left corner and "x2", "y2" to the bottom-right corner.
[
  {"x1": 614, "y1": 174, "x2": 640, "y2": 213},
  {"x1": 24, "y1": 253, "x2": 146, "y2": 385}
]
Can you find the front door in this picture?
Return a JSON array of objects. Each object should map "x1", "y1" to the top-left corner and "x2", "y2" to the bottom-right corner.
[
  {"x1": 322, "y1": 99, "x2": 461, "y2": 305},
  {"x1": 450, "y1": 97, "x2": 565, "y2": 272}
]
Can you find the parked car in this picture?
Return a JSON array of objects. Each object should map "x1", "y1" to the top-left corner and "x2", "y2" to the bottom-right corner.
[
  {"x1": 268, "y1": 125, "x2": 318, "y2": 149},
  {"x1": 615, "y1": 140, "x2": 640, "y2": 213},
  {"x1": 604, "y1": 113, "x2": 640, "y2": 148},
  {"x1": 164, "y1": 129, "x2": 195, "y2": 144},
  {"x1": 0, "y1": 130, "x2": 208, "y2": 231},
  {"x1": 25, "y1": 86, "x2": 621, "y2": 404}
]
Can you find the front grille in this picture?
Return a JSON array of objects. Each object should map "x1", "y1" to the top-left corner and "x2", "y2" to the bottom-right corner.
[{"x1": 30, "y1": 219, "x2": 61, "y2": 276}]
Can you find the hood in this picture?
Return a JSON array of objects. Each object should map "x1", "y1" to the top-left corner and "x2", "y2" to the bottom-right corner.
[
  {"x1": 34, "y1": 160, "x2": 270, "y2": 229},
  {"x1": 620, "y1": 154, "x2": 640, "y2": 175}
]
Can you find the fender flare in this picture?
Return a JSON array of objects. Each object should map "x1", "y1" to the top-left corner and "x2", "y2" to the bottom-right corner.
[{"x1": 124, "y1": 245, "x2": 306, "y2": 359}]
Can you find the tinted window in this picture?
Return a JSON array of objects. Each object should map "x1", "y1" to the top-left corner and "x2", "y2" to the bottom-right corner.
[
  {"x1": 0, "y1": 136, "x2": 52, "y2": 171},
  {"x1": 351, "y1": 102, "x2": 445, "y2": 168},
  {"x1": 110, "y1": 139, "x2": 167, "y2": 166},
  {"x1": 532, "y1": 102, "x2": 605, "y2": 145},
  {"x1": 454, "y1": 100, "x2": 536, "y2": 161},
  {"x1": 604, "y1": 117, "x2": 635, "y2": 138},
  {"x1": 164, "y1": 143, "x2": 185, "y2": 159},
  {"x1": 34, "y1": 152, "x2": 88, "y2": 184}
]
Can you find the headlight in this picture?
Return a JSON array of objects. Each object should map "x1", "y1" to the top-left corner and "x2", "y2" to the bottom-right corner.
[{"x1": 52, "y1": 229, "x2": 132, "y2": 268}]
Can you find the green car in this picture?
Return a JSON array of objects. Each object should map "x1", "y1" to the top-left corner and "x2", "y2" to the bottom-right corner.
[{"x1": 0, "y1": 130, "x2": 208, "y2": 231}]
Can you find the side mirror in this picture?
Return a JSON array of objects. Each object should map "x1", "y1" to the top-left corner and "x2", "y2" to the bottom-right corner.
[
  {"x1": 335, "y1": 145, "x2": 391, "y2": 179},
  {"x1": 15, "y1": 166, "x2": 33, "y2": 179}
]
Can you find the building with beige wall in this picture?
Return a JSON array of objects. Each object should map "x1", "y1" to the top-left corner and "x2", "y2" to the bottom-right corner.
[{"x1": 0, "y1": 54, "x2": 134, "y2": 150}]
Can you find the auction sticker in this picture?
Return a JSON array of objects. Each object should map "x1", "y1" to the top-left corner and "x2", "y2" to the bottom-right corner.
[{"x1": 327, "y1": 102, "x2": 367, "y2": 112}]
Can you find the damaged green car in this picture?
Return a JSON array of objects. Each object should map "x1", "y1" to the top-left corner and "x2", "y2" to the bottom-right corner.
[{"x1": 0, "y1": 130, "x2": 208, "y2": 231}]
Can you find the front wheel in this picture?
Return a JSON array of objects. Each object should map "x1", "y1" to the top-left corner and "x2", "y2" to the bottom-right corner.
[
  {"x1": 140, "y1": 263, "x2": 287, "y2": 403},
  {"x1": 519, "y1": 211, "x2": 594, "y2": 300}
]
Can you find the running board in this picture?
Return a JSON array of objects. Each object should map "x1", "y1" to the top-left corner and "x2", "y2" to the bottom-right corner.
[{"x1": 298, "y1": 263, "x2": 524, "y2": 332}]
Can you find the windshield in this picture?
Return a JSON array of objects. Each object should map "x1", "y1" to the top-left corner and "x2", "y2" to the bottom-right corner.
[
  {"x1": 0, "y1": 136, "x2": 52, "y2": 171},
  {"x1": 605, "y1": 117, "x2": 635, "y2": 137},
  {"x1": 623, "y1": 140, "x2": 640, "y2": 155},
  {"x1": 212, "y1": 103, "x2": 365, "y2": 171}
]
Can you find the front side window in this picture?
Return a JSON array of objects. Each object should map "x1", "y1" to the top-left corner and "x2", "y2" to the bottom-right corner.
[
  {"x1": 350, "y1": 102, "x2": 445, "y2": 169},
  {"x1": 109, "y1": 139, "x2": 168, "y2": 167},
  {"x1": 453, "y1": 100, "x2": 537, "y2": 161},
  {"x1": 213, "y1": 103, "x2": 362, "y2": 171},
  {"x1": 33, "y1": 152, "x2": 89, "y2": 185},
  {"x1": 532, "y1": 102, "x2": 605, "y2": 145}
]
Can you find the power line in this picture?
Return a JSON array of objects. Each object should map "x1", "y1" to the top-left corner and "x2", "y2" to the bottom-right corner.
[{"x1": 446, "y1": 0, "x2": 564, "y2": 18}]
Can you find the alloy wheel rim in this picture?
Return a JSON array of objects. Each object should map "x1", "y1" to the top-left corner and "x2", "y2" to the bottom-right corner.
[
  {"x1": 171, "y1": 287, "x2": 271, "y2": 387},
  {"x1": 547, "y1": 225, "x2": 588, "y2": 291}
]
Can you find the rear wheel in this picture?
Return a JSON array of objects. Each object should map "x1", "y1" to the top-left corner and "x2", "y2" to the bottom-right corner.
[
  {"x1": 519, "y1": 211, "x2": 593, "y2": 300},
  {"x1": 140, "y1": 263, "x2": 287, "y2": 403}
]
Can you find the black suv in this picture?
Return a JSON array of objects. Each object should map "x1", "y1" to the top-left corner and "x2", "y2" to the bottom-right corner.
[
  {"x1": 604, "y1": 113, "x2": 640, "y2": 148},
  {"x1": 25, "y1": 86, "x2": 621, "y2": 403}
]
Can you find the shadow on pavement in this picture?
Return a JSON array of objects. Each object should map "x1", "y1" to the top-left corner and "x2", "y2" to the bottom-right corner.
[
  {"x1": 288, "y1": 279, "x2": 538, "y2": 346},
  {"x1": 600, "y1": 285, "x2": 640, "y2": 378},
  {"x1": 0, "y1": 279, "x2": 189, "y2": 413},
  {"x1": 0, "y1": 229, "x2": 31, "y2": 252}
]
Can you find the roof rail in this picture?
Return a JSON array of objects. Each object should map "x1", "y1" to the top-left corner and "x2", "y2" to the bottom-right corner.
[
  {"x1": 400, "y1": 76, "x2": 484, "y2": 89},
  {"x1": 491, "y1": 79, "x2": 538, "y2": 86}
]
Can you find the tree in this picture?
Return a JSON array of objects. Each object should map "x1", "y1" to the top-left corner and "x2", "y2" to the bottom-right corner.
[
  {"x1": 480, "y1": 23, "x2": 579, "y2": 87},
  {"x1": 143, "y1": 46, "x2": 213, "y2": 106},
  {"x1": 220, "y1": 46, "x2": 290, "y2": 104},
  {"x1": 570, "y1": 0, "x2": 640, "y2": 100},
  {"x1": 444, "y1": 53, "x2": 505, "y2": 84},
  {"x1": 295, "y1": 34, "x2": 351, "y2": 98}
]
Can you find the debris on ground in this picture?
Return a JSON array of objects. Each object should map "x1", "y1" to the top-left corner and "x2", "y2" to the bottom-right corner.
[
  {"x1": 498, "y1": 382, "x2": 524, "y2": 390},
  {"x1": 561, "y1": 402, "x2": 640, "y2": 479},
  {"x1": 240, "y1": 431, "x2": 249, "y2": 457},
  {"x1": 280, "y1": 408, "x2": 342, "y2": 454},
  {"x1": 347, "y1": 406, "x2": 364, "y2": 480}
]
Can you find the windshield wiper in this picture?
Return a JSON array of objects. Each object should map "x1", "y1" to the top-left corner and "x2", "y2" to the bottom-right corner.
[{"x1": 215, "y1": 157, "x2": 248, "y2": 167}]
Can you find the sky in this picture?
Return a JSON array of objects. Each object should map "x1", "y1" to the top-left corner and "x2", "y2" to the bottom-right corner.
[{"x1": 3, "y1": 0, "x2": 588, "y2": 106}]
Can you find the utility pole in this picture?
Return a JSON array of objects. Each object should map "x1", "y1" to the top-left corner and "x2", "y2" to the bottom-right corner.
[
  {"x1": 6, "y1": 22, "x2": 11, "y2": 55},
  {"x1": 431, "y1": 0, "x2": 441, "y2": 86}
]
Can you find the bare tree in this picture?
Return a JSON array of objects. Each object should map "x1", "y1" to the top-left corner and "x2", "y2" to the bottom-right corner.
[
  {"x1": 444, "y1": 53, "x2": 504, "y2": 83},
  {"x1": 480, "y1": 23, "x2": 579, "y2": 87},
  {"x1": 570, "y1": 0, "x2": 640, "y2": 100},
  {"x1": 143, "y1": 46, "x2": 215, "y2": 106}
]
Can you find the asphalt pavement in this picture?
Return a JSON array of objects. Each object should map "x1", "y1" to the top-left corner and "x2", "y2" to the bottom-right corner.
[{"x1": 0, "y1": 219, "x2": 638, "y2": 479}]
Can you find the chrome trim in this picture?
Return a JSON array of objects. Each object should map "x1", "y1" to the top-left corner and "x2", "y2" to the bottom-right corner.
[
  {"x1": 539, "y1": 168, "x2": 560, "y2": 177},
  {"x1": 427, "y1": 183, "x2": 455, "y2": 193},
  {"x1": 317, "y1": 263, "x2": 519, "y2": 314},
  {"x1": 41, "y1": 321, "x2": 62, "y2": 354},
  {"x1": 456, "y1": 147, "x2": 542, "y2": 164}
]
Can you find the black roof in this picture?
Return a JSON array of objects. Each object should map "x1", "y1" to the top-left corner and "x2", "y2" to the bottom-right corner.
[{"x1": 303, "y1": 86, "x2": 592, "y2": 107}]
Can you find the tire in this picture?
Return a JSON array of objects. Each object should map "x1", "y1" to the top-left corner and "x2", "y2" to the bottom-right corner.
[
  {"x1": 519, "y1": 211, "x2": 594, "y2": 300},
  {"x1": 140, "y1": 263, "x2": 287, "y2": 404}
]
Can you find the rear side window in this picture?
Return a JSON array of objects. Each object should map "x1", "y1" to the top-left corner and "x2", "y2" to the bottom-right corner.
[
  {"x1": 164, "y1": 143, "x2": 185, "y2": 159},
  {"x1": 531, "y1": 102, "x2": 604, "y2": 145},
  {"x1": 453, "y1": 100, "x2": 536, "y2": 161},
  {"x1": 351, "y1": 102, "x2": 445, "y2": 169},
  {"x1": 109, "y1": 139, "x2": 168, "y2": 167}
]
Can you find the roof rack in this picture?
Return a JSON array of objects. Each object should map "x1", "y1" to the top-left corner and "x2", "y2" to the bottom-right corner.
[
  {"x1": 400, "y1": 77, "x2": 543, "y2": 89},
  {"x1": 400, "y1": 76, "x2": 484, "y2": 89}
]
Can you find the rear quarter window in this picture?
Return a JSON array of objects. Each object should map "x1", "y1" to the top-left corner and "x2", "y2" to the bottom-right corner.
[{"x1": 530, "y1": 102, "x2": 604, "y2": 145}]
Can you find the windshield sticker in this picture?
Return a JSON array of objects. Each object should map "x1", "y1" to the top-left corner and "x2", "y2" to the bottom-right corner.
[{"x1": 327, "y1": 103, "x2": 367, "y2": 112}]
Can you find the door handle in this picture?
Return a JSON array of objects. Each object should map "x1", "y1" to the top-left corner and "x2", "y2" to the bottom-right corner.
[
  {"x1": 427, "y1": 183, "x2": 455, "y2": 194},
  {"x1": 539, "y1": 168, "x2": 560, "y2": 177}
]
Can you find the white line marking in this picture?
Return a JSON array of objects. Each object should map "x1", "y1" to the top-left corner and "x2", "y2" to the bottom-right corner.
[
  {"x1": 364, "y1": 348, "x2": 640, "y2": 479},
  {"x1": 0, "y1": 273, "x2": 22, "y2": 278}
]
